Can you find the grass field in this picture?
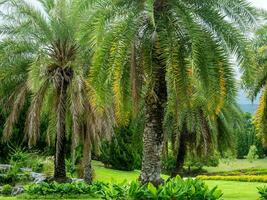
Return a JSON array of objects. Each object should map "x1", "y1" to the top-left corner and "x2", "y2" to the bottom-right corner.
[
  {"x1": 206, "y1": 181, "x2": 265, "y2": 200},
  {"x1": 204, "y1": 158, "x2": 267, "y2": 173},
  {"x1": 93, "y1": 160, "x2": 266, "y2": 200},
  {"x1": 1, "y1": 160, "x2": 266, "y2": 199}
]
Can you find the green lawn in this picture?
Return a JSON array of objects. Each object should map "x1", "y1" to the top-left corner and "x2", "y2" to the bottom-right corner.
[
  {"x1": 204, "y1": 158, "x2": 267, "y2": 173},
  {"x1": 93, "y1": 160, "x2": 169, "y2": 183},
  {"x1": 1, "y1": 160, "x2": 266, "y2": 199},
  {"x1": 93, "y1": 160, "x2": 266, "y2": 200},
  {"x1": 206, "y1": 181, "x2": 266, "y2": 200}
]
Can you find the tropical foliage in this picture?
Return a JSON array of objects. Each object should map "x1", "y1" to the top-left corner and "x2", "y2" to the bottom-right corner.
[
  {"x1": 25, "y1": 177, "x2": 223, "y2": 200},
  {"x1": 0, "y1": 2, "x2": 267, "y2": 200},
  {"x1": 0, "y1": 0, "x2": 113, "y2": 183},
  {"x1": 86, "y1": 0, "x2": 257, "y2": 185}
]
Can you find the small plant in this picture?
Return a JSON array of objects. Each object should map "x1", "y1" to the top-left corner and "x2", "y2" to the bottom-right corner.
[
  {"x1": 245, "y1": 145, "x2": 259, "y2": 163},
  {"x1": 258, "y1": 186, "x2": 267, "y2": 200},
  {"x1": 65, "y1": 159, "x2": 76, "y2": 178},
  {"x1": 25, "y1": 182, "x2": 98, "y2": 196},
  {"x1": 221, "y1": 152, "x2": 236, "y2": 166},
  {"x1": 1, "y1": 184, "x2": 13, "y2": 195},
  {"x1": 127, "y1": 177, "x2": 223, "y2": 200}
]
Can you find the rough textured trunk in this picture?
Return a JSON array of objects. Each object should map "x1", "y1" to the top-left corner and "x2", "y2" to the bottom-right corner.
[
  {"x1": 54, "y1": 82, "x2": 68, "y2": 181},
  {"x1": 139, "y1": 54, "x2": 167, "y2": 186},
  {"x1": 171, "y1": 130, "x2": 188, "y2": 177},
  {"x1": 83, "y1": 129, "x2": 92, "y2": 184},
  {"x1": 139, "y1": 0, "x2": 167, "y2": 186}
]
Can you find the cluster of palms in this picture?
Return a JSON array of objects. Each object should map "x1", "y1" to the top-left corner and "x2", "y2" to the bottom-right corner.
[{"x1": 0, "y1": 0, "x2": 259, "y2": 186}]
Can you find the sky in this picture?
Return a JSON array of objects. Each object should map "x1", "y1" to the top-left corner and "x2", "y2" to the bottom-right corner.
[{"x1": 249, "y1": 0, "x2": 267, "y2": 9}]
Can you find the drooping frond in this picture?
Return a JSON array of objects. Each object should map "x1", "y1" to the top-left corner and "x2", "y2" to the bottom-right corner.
[
  {"x1": 25, "y1": 80, "x2": 49, "y2": 146},
  {"x1": 2, "y1": 85, "x2": 28, "y2": 141}
]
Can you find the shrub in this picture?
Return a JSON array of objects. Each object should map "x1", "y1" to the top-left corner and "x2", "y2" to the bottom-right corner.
[
  {"x1": 1, "y1": 184, "x2": 12, "y2": 195},
  {"x1": 161, "y1": 156, "x2": 176, "y2": 175},
  {"x1": 25, "y1": 177, "x2": 223, "y2": 200},
  {"x1": 127, "y1": 177, "x2": 223, "y2": 200},
  {"x1": 258, "y1": 186, "x2": 267, "y2": 200},
  {"x1": 9, "y1": 147, "x2": 44, "y2": 172},
  {"x1": 245, "y1": 145, "x2": 259, "y2": 163},
  {"x1": 100, "y1": 126, "x2": 136, "y2": 171},
  {"x1": 25, "y1": 182, "x2": 99, "y2": 196},
  {"x1": 186, "y1": 153, "x2": 220, "y2": 171},
  {"x1": 197, "y1": 175, "x2": 267, "y2": 183}
]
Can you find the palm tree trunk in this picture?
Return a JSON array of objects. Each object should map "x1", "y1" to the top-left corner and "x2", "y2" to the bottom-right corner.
[
  {"x1": 171, "y1": 130, "x2": 187, "y2": 177},
  {"x1": 139, "y1": 0, "x2": 167, "y2": 186},
  {"x1": 83, "y1": 128, "x2": 92, "y2": 184},
  {"x1": 139, "y1": 55, "x2": 167, "y2": 186},
  {"x1": 54, "y1": 82, "x2": 68, "y2": 181}
]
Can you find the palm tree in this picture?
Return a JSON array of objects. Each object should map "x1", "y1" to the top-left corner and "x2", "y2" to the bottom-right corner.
[
  {"x1": 88, "y1": 0, "x2": 256, "y2": 185},
  {"x1": 0, "y1": 0, "x2": 107, "y2": 182},
  {"x1": 165, "y1": 62, "x2": 243, "y2": 176},
  {"x1": 168, "y1": 102, "x2": 243, "y2": 177},
  {"x1": 248, "y1": 24, "x2": 267, "y2": 146}
]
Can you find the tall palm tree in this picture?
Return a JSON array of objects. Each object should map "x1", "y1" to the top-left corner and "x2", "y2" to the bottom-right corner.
[
  {"x1": 87, "y1": 0, "x2": 256, "y2": 185},
  {"x1": 0, "y1": 0, "x2": 108, "y2": 182}
]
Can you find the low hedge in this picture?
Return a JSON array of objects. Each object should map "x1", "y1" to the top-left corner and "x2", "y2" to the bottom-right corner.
[
  {"x1": 197, "y1": 175, "x2": 267, "y2": 183},
  {"x1": 24, "y1": 177, "x2": 223, "y2": 199},
  {"x1": 203, "y1": 168, "x2": 267, "y2": 176}
]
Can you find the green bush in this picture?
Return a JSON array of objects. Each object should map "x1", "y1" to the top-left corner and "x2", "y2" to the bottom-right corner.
[
  {"x1": 25, "y1": 182, "x2": 101, "y2": 196},
  {"x1": 258, "y1": 186, "x2": 267, "y2": 200},
  {"x1": 100, "y1": 126, "x2": 136, "y2": 171},
  {"x1": 103, "y1": 177, "x2": 223, "y2": 200},
  {"x1": 186, "y1": 153, "x2": 219, "y2": 171},
  {"x1": 197, "y1": 175, "x2": 267, "y2": 182},
  {"x1": 161, "y1": 156, "x2": 176, "y2": 175},
  {"x1": 245, "y1": 145, "x2": 259, "y2": 163},
  {"x1": 9, "y1": 147, "x2": 44, "y2": 172},
  {"x1": 25, "y1": 177, "x2": 223, "y2": 200},
  {"x1": 0, "y1": 165, "x2": 30, "y2": 185},
  {"x1": 1, "y1": 184, "x2": 12, "y2": 195}
]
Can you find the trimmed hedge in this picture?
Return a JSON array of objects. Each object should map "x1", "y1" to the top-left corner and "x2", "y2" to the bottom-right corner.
[
  {"x1": 197, "y1": 175, "x2": 267, "y2": 183},
  {"x1": 202, "y1": 168, "x2": 267, "y2": 176}
]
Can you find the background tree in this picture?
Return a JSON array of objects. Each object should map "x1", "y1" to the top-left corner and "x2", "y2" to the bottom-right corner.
[{"x1": 0, "y1": 0, "x2": 112, "y2": 183}]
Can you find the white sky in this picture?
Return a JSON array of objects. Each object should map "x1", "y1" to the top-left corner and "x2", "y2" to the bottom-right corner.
[{"x1": 249, "y1": 0, "x2": 267, "y2": 9}]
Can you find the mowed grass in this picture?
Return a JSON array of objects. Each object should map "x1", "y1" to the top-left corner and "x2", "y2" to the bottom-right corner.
[
  {"x1": 205, "y1": 180, "x2": 266, "y2": 200},
  {"x1": 204, "y1": 158, "x2": 267, "y2": 173},
  {"x1": 93, "y1": 161, "x2": 266, "y2": 200}
]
